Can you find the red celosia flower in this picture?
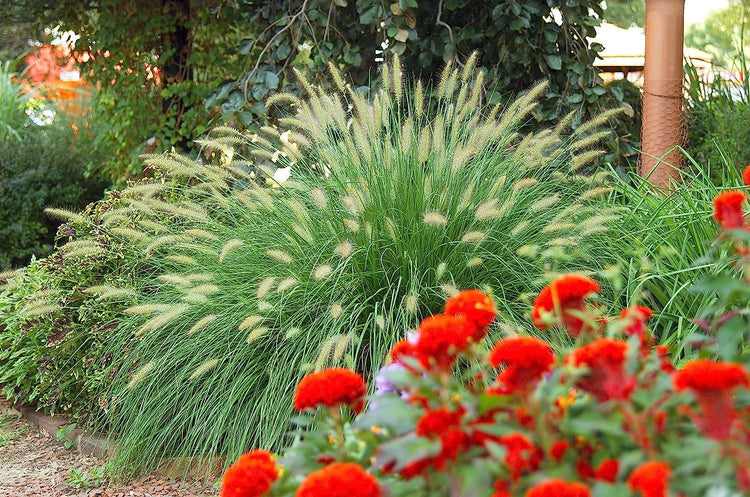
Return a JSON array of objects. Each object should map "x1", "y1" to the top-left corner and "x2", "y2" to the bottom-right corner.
[
  {"x1": 497, "y1": 432, "x2": 543, "y2": 481},
  {"x1": 444, "y1": 289, "x2": 497, "y2": 339},
  {"x1": 713, "y1": 190, "x2": 747, "y2": 230},
  {"x1": 619, "y1": 306, "x2": 652, "y2": 339},
  {"x1": 594, "y1": 458, "x2": 619, "y2": 483},
  {"x1": 293, "y1": 368, "x2": 367, "y2": 413},
  {"x1": 566, "y1": 339, "x2": 635, "y2": 402},
  {"x1": 673, "y1": 359, "x2": 750, "y2": 439},
  {"x1": 743, "y1": 165, "x2": 750, "y2": 187},
  {"x1": 221, "y1": 450, "x2": 278, "y2": 497},
  {"x1": 414, "y1": 408, "x2": 468, "y2": 470},
  {"x1": 389, "y1": 339, "x2": 418, "y2": 373},
  {"x1": 488, "y1": 337, "x2": 555, "y2": 394},
  {"x1": 491, "y1": 480, "x2": 511, "y2": 497},
  {"x1": 532, "y1": 275, "x2": 600, "y2": 337},
  {"x1": 525, "y1": 479, "x2": 591, "y2": 497},
  {"x1": 414, "y1": 314, "x2": 477, "y2": 369},
  {"x1": 549, "y1": 440, "x2": 570, "y2": 462},
  {"x1": 627, "y1": 461, "x2": 671, "y2": 497},
  {"x1": 296, "y1": 462, "x2": 381, "y2": 497}
]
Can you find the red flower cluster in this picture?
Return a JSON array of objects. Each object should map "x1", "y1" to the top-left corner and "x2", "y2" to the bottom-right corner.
[
  {"x1": 673, "y1": 359, "x2": 749, "y2": 439},
  {"x1": 713, "y1": 190, "x2": 747, "y2": 230},
  {"x1": 496, "y1": 432, "x2": 543, "y2": 481},
  {"x1": 619, "y1": 306, "x2": 652, "y2": 339},
  {"x1": 566, "y1": 338, "x2": 635, "y2": 402},
  {"x1": 488, "y1": 336, "x2": 555, "y2": 394},
  {"x1": 293, "y1": 368, "x2": 367, "y2": 413},
  {"x1": 410, "y1": 408, "x2": 468, "y2": 473},
  {"x1": 743, "y1": 164, "x2": 750, "y2": 186},
  {"x1": 444, "y1": 289, "x2": 497, "y2": 339},
  {"x1": 413, "y1": 314, "x2": 477, "y2": 369},
  {"x1": 532, "y1": 275, "x2": 600, "y2": 336},
  {"x1": 627, "y1": 461, "x2": 671, "y2": 497},
  {"x1": 525, "y1": 479, "x2": 591, "y2": 497},
  {"x1": 220, "y1": 450, "x2": 278, "y2": 497},
  {"x1": 296, "y1": 462, "x2": 381, "y2": 497}
]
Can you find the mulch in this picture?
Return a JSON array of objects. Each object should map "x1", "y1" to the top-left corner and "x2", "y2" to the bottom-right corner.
[{"x1": 0, "y1": 404, "x2": 217, "y2": 497}]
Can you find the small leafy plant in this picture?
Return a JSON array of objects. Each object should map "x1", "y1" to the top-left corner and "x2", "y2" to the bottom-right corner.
[
  {"x1": 66, "y1": 465, "x2": 107, "y2": 490},
  {"x1": 219, "y1": 275, "x2": 750, "y2": 497},
  {"x1": 55, "y1": 422, "x2": 77, "y2": 450}
]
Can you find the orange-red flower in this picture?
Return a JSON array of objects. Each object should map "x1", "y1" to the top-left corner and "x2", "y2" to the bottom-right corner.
[
  {"x1": 444, "y1": 289, "x2": 497, "y2": 339},
  {"x1": 549, "y1": 440, "x2": 570, "y2": 462},
  {"x1": 673, "y1": 359, "x2": 750, "y2": 439},
  {"x1": 293, "y1": 368, "x2": 367, "y2": 413},
  {"x1": 488, "y1": 337, "x2": 555, "y2": 393},
  {"x1": 532, "y1": 275, "x2": 600, "y2": 337},
  {"x1": 627, "y1": 461, "x2": 671, "y2": 497},
  {"x1": 221, "y1": 450, "x2": 278, "y2": 497},
  {"x1": 619, "y1": 306, "x2": 652, "y2": 338},
  {"x1": 496, "y1": 432, "x2": 543, "y2": 481},
  {"x1": 414, "y1": 408, "x2": 468, "y2": 470},
  {"x1": 415, "y1": 314, "x2": 477, "y2": 369},
  {"x1": 525, "y1": 479, "x2": 591, "y2": 497},
  {"x1": 744, "y1": 164, "x2": 750, "y2": 187},
  {"x1": 566, "y1": 339, "x2": 635, "y2": 402},
  {"x1": 295, "y1": 462, "x2": 381, "y2": 497},
  {"x1": 713, "y1": 190, "x2": 747, "y2": 230}
]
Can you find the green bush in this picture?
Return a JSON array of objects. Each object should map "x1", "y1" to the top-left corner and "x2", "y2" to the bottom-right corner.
[
  {"x1": 70, "y1": 58, "x2": 623, "y2": 473},
  {"x1": 0, "y1": 114, "x2": 108, "y2": 269}
]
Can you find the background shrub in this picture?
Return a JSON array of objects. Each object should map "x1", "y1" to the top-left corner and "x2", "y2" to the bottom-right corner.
[{"x1": 0, "y1": 116, "x2": 108, "y2": 269}]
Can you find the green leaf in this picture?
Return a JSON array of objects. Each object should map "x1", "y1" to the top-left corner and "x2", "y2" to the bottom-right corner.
[
  {"x1": 567, "y1": 93, "x2": 584, "y2": 104},
  {"x1": 375, "y1": 433, "x2": 441, "y2": 471},
  {"x1": 356, "y1": 394, "x2": 419, "y2": 435},
  {"x1": 717, "y1": 315, "x2": 747, "y2": 361},
  {"x1": 545, "y1": 54, "x2": 562, "y2": 70}
]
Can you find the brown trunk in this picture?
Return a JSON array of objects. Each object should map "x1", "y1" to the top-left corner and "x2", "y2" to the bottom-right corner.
[
  {"x1": 640, "y1": 0, "x2": 685, "y2": 189},
  {"x1": 161, "y1": 0, "x2": 192, "y2": 148}
]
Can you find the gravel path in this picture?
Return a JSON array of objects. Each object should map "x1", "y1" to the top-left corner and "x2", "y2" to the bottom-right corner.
[{"x1": 0, "y1": 404, "x2": 217, "y2": 497}]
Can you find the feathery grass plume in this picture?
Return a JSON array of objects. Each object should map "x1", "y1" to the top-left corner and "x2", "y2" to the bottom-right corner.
[
  {"x1": 404, "y1": 294, "x2": 418, "y2": 314},
  {"x1": 165, "y1": 255, "x2": 198, "y2": 265},
  {"x1": 417, "y1": 125, "x2": 431, "y2": 163},
  {"x1": 312, "y1": 264, "x2": 332, "y2": 281},
  {"x1": 141, "y1": 155, "x2": 195, "y2": 177},
  {"x1": 547, "y1": 237, "x2": 579, "y2": 247},
  {"x1": 96, "y1": 288, "x2": 135, "y2": 301},
  {"x1": 125, "y1": 303, "x2": 172, "y2": 316},
  {"x1": 574, "y1": 108, "x2": 622, "y2": 137},
  {"x1": 189, "y1": 284, "x2": 220, "y2": 295},
  {"x1": 292, "y1": 222, "x2": 314, "y2": 243},
  {"x1": 570, "y1": 130, "x2": 611, "y2": 152},
  {"x1": 256, "y1": 278, "x2": 276, "y2": 299},
  {"x1": 185, "y1": 229, "x2": 219, "y2": 241},
  {"x1": 266, "y1": 249, "x2": 294, "y2": 265},
  {"x1": 467, "y1": 257, "x2": 483, "y2": 268},
  {"x1": 64, "y1": 245, "x2": 105, "y2": 259},
  {"x1": 246, "y1": 326, "x2": 269, "y2": 344},
  {"x1": 334, "y1": 240, "x2": 354, "y2": 259},
  {"x1": 327, "y1": 61, "x2": 346, "y2": 92},
  {"x1": 238, "y1": 315, "x2": 264, "y2": 332},
  {"x1": 458, "y1": 182, "x2": 475, "y2": 211},
  {"x1": 310, "y1": 188, "x2": 328, "y2": 209},
  {"x1": 341, "y1": 194, "x2": 363, "y2": 215},
  {"x1": 461, "y1": 230, "x2": 487, "y2": 244},
  {"x1": 189, "y1": 359, "x2": 219, "y2": 381},
  {"x1": 580, "y1": 187, "x2": 613, "y2": 200},
  {"x1": 20, "y1": 302, "x2": 61, "y2": 318},
  {"x1": 451, "y1": 146, "x2": 475, "y2": 173},
  {"x1": 136, "y1": 305, "x2": 189, "y2": 337},
  {"x1": 529, "y1": 194, "x2": 561, "y2": 213},
  {"x1": 123, "y1": 182, "x2": 168, "y2": 197},
  {"x1": 461, "y1": 51, "x2": 479, "y2": 82},
  {"x1": 110, "y1": 227, "x2": 150, "y2": 244},
  {"x1": 579, "y1": 214, "x2": 620, "y2": 229},
  {"x1": 431, "y1": 114, "x2": 446, "y2": 156},
  {"x1": 44, "y1": 207, "x2": 87, "y2": 224},
  {"x1": 440, "y1": 283, "x2": 460, "y2": 297},
  {"x1": 436, "y1": 60, "x2": 453, "y2": 98},
  {"x1": 423, "y1": 211, "x2": 448, "y2": 227},
  {"x1": 59, "y1": 239, "x2": 99, "y2": 253},
  {"x1": 542, "y1": 222, "x2": 577, "y2": 233},
  {"x1": 284, "y1": 327, "x2": 301, "y2": 340},
  {"x1": 315, "y1": 337, "x2": 336, "y2": 371},
  {"x1": 0, "y1": 269, "x2": 19, "y2": 281},
  {"x1": 390, "y1": 54, "x2": 403, "y2": 103},
  {"x1": 510, "y1": 220, "x2": 530, "y2": 236},
  {"x1": 143, "y1": 199, "x2": 210, "y2": 222},
  {"x1": 330, "y1": 303, "x2": 343, "y2": 320},
  {"x1": 436, "y1": 262, "x2": 447, "y2": 280},
  {"x1": 187, "y1": 315, "x2": 218, "y2": 336},
  {"x1": 571, "y1": 150, "x2": 606, "y2": 172},
  {"x1": 414, "y1": 80, "x2": 424, "y2": 118},
  {"x1": 127, "y1": 361, "x2": 155, "y2": 390},
  {"x1": 219, "y1": 239, "x2": 244, "y2": 264},
  {"x1": 490, "y1": 175, "x2": 507, "y2": 195},
  {"x1": 266, "y1": 92, "x2": 301, "y2": 108},
  {"x1": 146, "y1": 235, "x2": 187, "y2": 255},
  {"x1": 137, "y1": 219, "x2": 168, "y2": 234},
  {"x1": 276, "y1": 277, "x2": 298, "y2": 293},
  {"x1": 332, "y1": 334, "x2": 350, "y2": 362},
  {"x1": 474, "y1": 199, "x2": 501, "y2": 221},
  {"x1": 513, "y1": 178, "x2": 539, "y2": 191}
]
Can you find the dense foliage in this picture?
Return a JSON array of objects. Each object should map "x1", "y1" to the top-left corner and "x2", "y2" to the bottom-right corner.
[
  {"x1": 0, "y1": 62, "x2": 107, "y2": 269},
  {"x1": 0, "y1": 0, "x2": 629, "y2": 181},
  {"x1": 220, "y1": 270, "x2": 750, "y2": 497}
]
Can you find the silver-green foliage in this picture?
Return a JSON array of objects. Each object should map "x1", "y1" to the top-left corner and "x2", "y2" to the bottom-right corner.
[{"x1": 96, "y1": 57, "x2": 621, "y2": 471}]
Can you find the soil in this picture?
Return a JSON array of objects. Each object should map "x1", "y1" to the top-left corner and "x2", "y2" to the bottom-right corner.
[{"x1": 0, "y1": 404, "x2": 217, "y2": 497}]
